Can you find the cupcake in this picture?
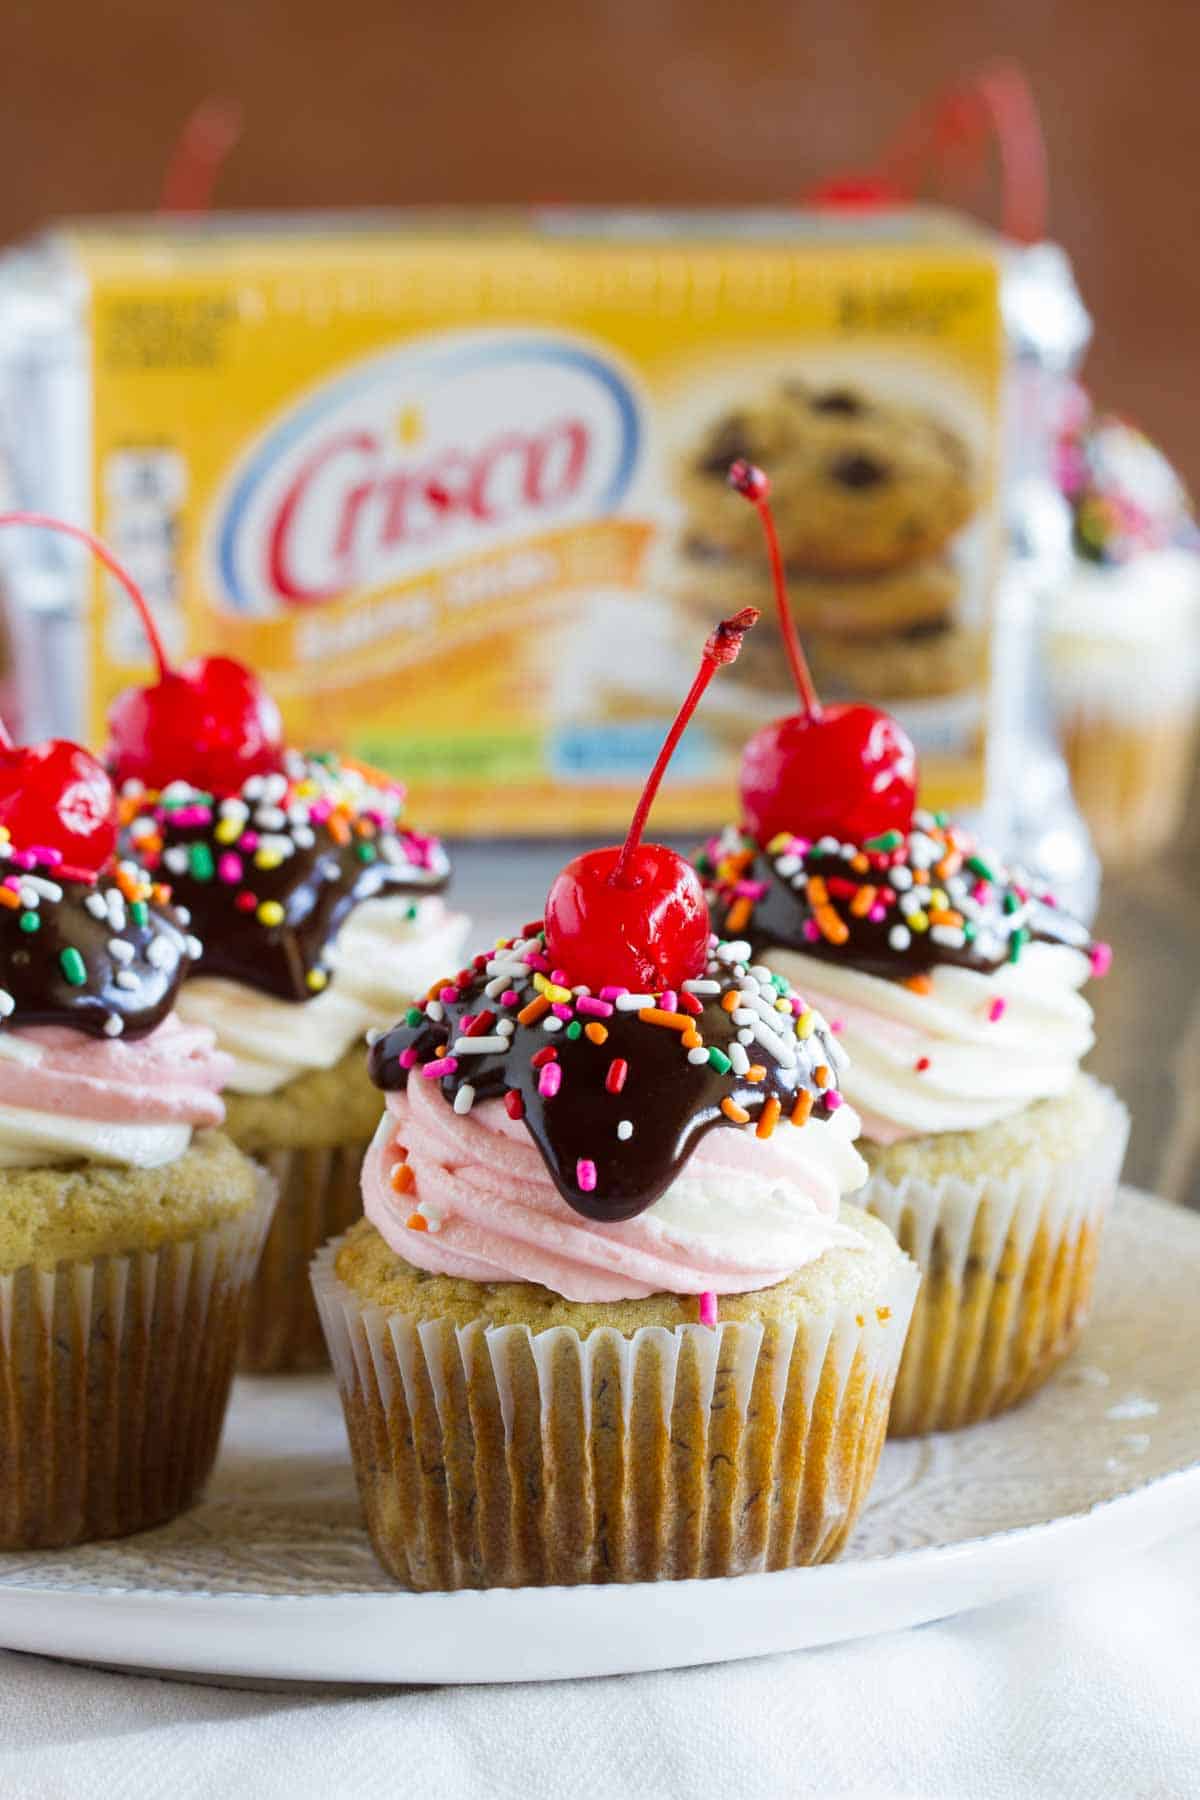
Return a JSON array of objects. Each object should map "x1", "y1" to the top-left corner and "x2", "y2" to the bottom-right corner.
[
  {"x1": 102, "y1": 550, "x2": 468, "y2": 1372},
  {"x1": 699, "y1": 462, "x2": 1129, "y2": 1436},
  {"x1": 0, "y1": 650, "x2": 270, "y2": 1548},
  {"x1": 1045, "y1": 401, "x2": 1200, "y2": 864},
  {"x1": 312, "y1": 608, "x2": 917, "y2": 1590}
]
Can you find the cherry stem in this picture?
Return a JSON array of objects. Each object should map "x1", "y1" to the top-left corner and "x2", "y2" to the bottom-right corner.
[
  {"x1": 610, "y1": 608, "x2": 759, "y2": 887},
  {"x1": 727, "y1": 461, "x2": 823, "y2": 721},
  {"x1": 0, "y1": 513, "x2": 172, "y2": 680},
  {"x1": 160, "y1": 97, "x2": 243, "y2": 214},
  {"x1": 0, "y1": 718, "x2": 11, "y2": 750}
]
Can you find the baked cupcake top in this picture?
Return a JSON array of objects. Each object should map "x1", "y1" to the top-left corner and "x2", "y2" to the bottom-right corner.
[{"x1": 118, "y1": 751, "x2": 451, "y2": 1004}]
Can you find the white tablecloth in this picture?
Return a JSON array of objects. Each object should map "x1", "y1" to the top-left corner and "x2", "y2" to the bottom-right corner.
[{"x1": 1, "y1": 1527, "x2": 1197, "y2": 1799}]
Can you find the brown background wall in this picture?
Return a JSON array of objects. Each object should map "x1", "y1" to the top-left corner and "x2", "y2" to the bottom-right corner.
[{"x1": 2, "y1": 0, "x2": 1197, "y2": 478}]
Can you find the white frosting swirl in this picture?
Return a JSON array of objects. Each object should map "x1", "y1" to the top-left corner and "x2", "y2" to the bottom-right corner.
[
  {"x1": 765, "y1": 941, "x2": 1094, "y2": 1143},
  {"x1": 177, "y1": 896, "x2": 469, "y2": 1094}
]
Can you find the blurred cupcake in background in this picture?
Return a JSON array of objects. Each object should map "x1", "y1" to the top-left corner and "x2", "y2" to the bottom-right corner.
[{"x1": 1046, "y1": 397, "x2": 1200, "y2": 864}]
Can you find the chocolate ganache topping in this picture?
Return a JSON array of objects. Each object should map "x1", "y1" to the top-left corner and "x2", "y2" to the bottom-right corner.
[
  {"x1": 369, "y1": 927, "x2": 849, "y2": 1224},
  {"x1": 698, "y1": 813, "x2": 1110, "y2": 984},
  {"x1": 0, "y1": 843, "x2": 199, "y2": 1039},
  {"x1": 119, "y1": 751, "x2": 450, "y2": 1003}
]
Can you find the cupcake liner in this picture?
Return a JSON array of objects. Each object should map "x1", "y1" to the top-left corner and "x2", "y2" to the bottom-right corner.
[
  {"x1": 312, "y1": 1239, "x2": 919, "y2": 1591},
  {"x1": 1058, "y1": 708, "x2": 1200, "y2": 864},
  {"x1": 239, "y1": 1140, "x2": 371, "y2": 1373},
  {"x1": 0, "y1": 1167, "x2": 274, "y2": 1551},
  {"x1": 862, "y1": 1085, "x2": 1130, "y2": 1437}
]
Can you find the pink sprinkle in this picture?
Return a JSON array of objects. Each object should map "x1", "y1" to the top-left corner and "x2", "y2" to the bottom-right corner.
[
  {"x1": 11, "y1": 850, "x2": 35, "y2": 871},
  {"x1": 309, "y1": 800, "x2": 333, "y2": 824},
  {"x1": 661, "y1": 990, "x2": 677, "y2": 1014},
  {"x1": 239, "y1": 832, "x2": 260, "y2": 853},
  {"x1": 28, "y1": 845, "x2": 62, "y2": 866},
  {"x1": 868, "y1": 904, "x2": 887, "y2": 923},
  {"x1": 524, "y1": 951, "x2": 550, "y2": 973},
  {"x1": 600, "y1": 985, "x2": 628, "y2": 1002},
  {"x1": 988, "y1": 997, "x2": 1007, "y2": 1023},
  {"x1": 439, "y1": 986, "x2": 460, "y2": 1005},
  {"x1": 824, "y1": 1090, "x2": 843, "y2": 1110},
  {"x1": 1042, "y1": 892, "x2": 1058, "y2": 908},
  {"x1": 422, "y1": 1056, "x2": 458, "y2": 1079},
  {"x1": 1090, "y1": 941, "x2": 1113, "y2": 978},
  {"x1": 399, "y1": 1047, "x2": 418, "y2": 1069},
  {"x1": 830, "y1": 1017, "x2": 845, "y2": 1034},
  {"x1": 576, "y1": 1158, "x2": 597, "y2": 1193},
  {"x1": 733, "y1": 880, "x2": 769, "y2": 900},
  {"x1": 2, "y1": 875, "x2": 20, "y2": 892},
  {"x1": 550, "y1": 968, "x2": 569, "y2": 985},
  {"x1": 538, "y1": 1062, "x2": 562, "y2": 1098},
  {"x1": 576, "y1": 995, "x2": 613, "y2": 1018},
  {"x1": 500, "y1": 989, "x2": 520, "y2": 1007},
  {"x1": 551, "y1": 1002, "x2": 573, "y2": 1021},
  {"x1": 789, "y1": 996, "x2": 803, "y2": 1015},
  {"x1": 698, "y1": 1291, "x2": 717, "y2": 1329},
  {"x1": 802, "y1": 919, "x2": 821, "y2": 943},
  {"x1": 218, "y1": 853, "x2": 243, "y2": 884},
  {"x1": 972, "y1": 881, "x2": 990, "y2": 903},
  {"x1": 172, "y1": 805, "x2": 213, "y2": 828}
]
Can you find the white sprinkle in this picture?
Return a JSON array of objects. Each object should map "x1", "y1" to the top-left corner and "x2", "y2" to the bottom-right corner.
[
  {"x1": 262, "y1": 773, "x2": 289, "y2": 804},
  {"x1": 108, "y1": 939, "x2": 135, "y2": 965},
  {"x1": 716, "y1": 940, "x2": 752, "y2": 964},
  {"x1": 163, "y1": 847, "x2": 189, "y2": 876},
  {"x1": 888, "y1": 925, "x2": 912, "y2": 952},
  {"x1": 728, "y1": 1040, "x2": 750, "y2": 1075},
  {"x1": 161, "y1": 781, "x2": 194, "y2": 804},
  {"x1": 0, "y1": 989, "x2": 13, "y2": 1017},
  {"x1": 889, "y1": 865, "x2": 914, "y2": 892},
  {"x1": 542, "y1": 1016, "x2": 564, "y2": 1033},
  {"x1": 128, "y1": 816, "x2": 156, "y2": 840},
  {"x1": 681, "y1": 978, "x2": 720, "y2": 995},
  {"x1": 254, "y1": 806, "x2": 287, "y2": 831},
  {"x1": 293, "y1": 826, "x2": 315, "y2": 850},
  {"x1": 930, "y1": 925, "x2": 966, "y2": 949},
  {"x1": 146, "y1": 938, "x2": 172, "y2": 969},
  {"x1": 731, "y1": 1008, "x2": 757, "y2": 1026},
  {"x1": 116, "y1": 971, "x2": 139, "y2": 990},
  {"x1": 23, "y1": 875, "x2": 62, "y2": 902},
  {"x1": 617, "y1": 1120, "x2": 633, "y2": 1141},
  {"x1": 186, "y1": 936, "x2": 203, "y2": 960},
  {"x1": 174, "y1": 905, "x2": 191, "y2": 926},
  {"x1": 242, "y1": 777, "x2": 265, "y2": 801},
  {"x1": 737, "y1": 1028, "x2": 754, "y2": 1046},
  {"x1": 103, "y1": 1013, "x2": 124, "y2": 1037},
  {"x1": 453, "y1": 1084, "x2": 476, "y2": 1115},
  {"x1": 752, "y1": 1018, "x2": 796, "y2": 1068},
  {"x1": 913, "y1": 808, "x2": 937, "y2": 831},
  {"x1": 774, "y1": 853, "x2": 801, "y2": 878},
  {"x1": 816, "y1": 836, "x2": 840, "y2": 854},
  {"x1": 687, "y1": 1046, "x2": 709, "y2": 1065},
  {"x1": 909, "y1": 833, "x2": 940, "y2": 870},
  {"x1": 899, "y1": 890, "x2": 925, "y2": 917},
  {"x1": 748, "y1": 964, "x2": 773, "y2": 982},
  {"x1": 615, "y1": 993, "x2": 656, "y2": 1010},
  {"x1": 17, "y1": 887, "x2": 39, "y2": 911},
  {"x1": 451, "y1": 1036, "x2": 508, "y2": 1055},
  {"x1": 365, "y1": 1027, "x2": 383, "y2": 1046},
  {"x1": 497, "y1": 1019, "x2": 515, "y2": 1037},
  {"x1": 425, "y1": 1000, "x2": 445, "y2": 1023},
  {"x1": 790, "y1": 874, "x2": 809, "y2": 891},
  {"x1": 85, "y1": 893, "x2": 108, "y2": 920}
]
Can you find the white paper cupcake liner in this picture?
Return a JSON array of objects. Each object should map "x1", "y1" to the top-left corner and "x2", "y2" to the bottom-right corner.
[
  {"x1": 312, "y1": 1238, "x2": 919, "y2": 1590},
  {"x1": 0, "y1": 1166, "x2": 275, "y2": 1550},
  {"x1": 861, "y1": 1083, "x2": 1129, "y2": 1436},
  {"x1": 239, "y1": 1140, "x2": 370, "y2": 1373}
]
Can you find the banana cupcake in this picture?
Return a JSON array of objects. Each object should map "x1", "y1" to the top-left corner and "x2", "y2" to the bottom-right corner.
[
  {"x1": 699, "y1": 462, "x2": 1128, "y2": 1436},
  {"x1": 313, "y1": 610, "x2": 917, "y2": 1590}
]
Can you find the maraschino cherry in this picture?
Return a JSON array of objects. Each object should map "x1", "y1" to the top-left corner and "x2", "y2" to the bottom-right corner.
[
  {"x1": 0, "y1": 514, "x2": 287, "y2": 797},
  {"x1": 727, "y1": 461, "x2": 917, "y2": 848},
  {"x1": 544, "y1": 608, "x2": 759, "y2": 992}
]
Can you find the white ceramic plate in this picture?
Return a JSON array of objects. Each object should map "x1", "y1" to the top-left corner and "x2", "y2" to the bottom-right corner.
[{"x1": 0, "y1": 1187, "x2": 1196, "y2": 1687}]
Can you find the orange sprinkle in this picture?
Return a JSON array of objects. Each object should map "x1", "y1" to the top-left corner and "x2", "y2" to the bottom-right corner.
[
  {"x1": 681, "y1": 1029, "x2": 703, "y2": 1050},
  {"x1": 934, "y1": 853, "x2": 962, "y2": 882},
  {"x1": 327, "y1": 812, "x2": 352, "y2": 846},
  {"x1": 721, "y1": 990, "x2": 740, "y2": 1014},
  {"x1": 584, "y1": 1022, "x2": 609, "y2": 1046},
  {"x1": 928, "y1": 908, "x2": 964, "y2": 929},
  {"x1": 151, "y1": 883, "x2": 171, "y2": 905},
  {"x1": 518, "y1": 995, "x2": 550, "y2": 1026},
  {"x1": 814, "y1": 1064, "x2": 830, "y2": 1088},
  {"x1": 390, "y1": 1161, "x2": 415, "y2": 1194},
  {"x1": 720, "y1": 1097, "x2": 750, "y2": 1124},
  {"x1": 850, "y1": 884, "x2": 878, "y2": 918},
  {"x1": 638, "y1": 1008, "x2": 692, "y2": 1030},
  {"x1": 756, "y1": 1096, "x2": 781, "y2": 1139},
  {"x1": 850, "y1": 852, "x2": 870, "y2": 874},
  {"x1": 807, "y1": 875, "x2": 829, "y2": 907},
  {"x1": 0, "y1": 888, "x2": 20, "y2": 910},
  {"x1": 725, "y1": 896, "x2": 752, "y2": 933},
  {"x1": 790, "y1": 1090, "x2": 814, "y2": 1127},
  {"x1": 745, "y1": 1064, "x2": 767, "y2": 1083},
  {"x1": 405, "y1": 1211, "x2": 428, "y2": 1232},
  {"x1": 876, "y1": 1306, "x2": 893, "y2": 1324},
  {"x1": 905, "y1": 973, "x2": 933, "y2": 996},
  {"x1": 718, "y1": 851, "x2": 754, "y2": 880},
  {"x1": 815, "y1": 904, "x2": 849, "y2": 946}
]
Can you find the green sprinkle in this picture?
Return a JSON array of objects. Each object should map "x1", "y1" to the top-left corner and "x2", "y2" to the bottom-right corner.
[
  {"x1": 566, "y1": 1020, "x2": 582, "y2": 1041},
  {"x1": 1008, "y1": 927, "x2": 1027, "y2": 964},
  {"x1": 707, "y1": 1046, "x2": 733, "y2": 1074},
  {"x1": 934, "y1": 810, "x2": 949, "y2": 827},
  {"x1": 864, "y1": 829, "x2": 904, "y2": 853},
  {"x1": 405, "y1": 1007, "x2": 423, "y2": 1027},
  {"x1": 355, "y1": 842, "x2": 377, "y2": 863},
  {"x1": 1002, "y1": 892, "x2": 1018, "y2": 915},
  {"x1": 966, "y1": 854, "x2": 996, "y2": 882},
  {"x1": 131, "y1": 901, "x2": 149, "y2": 927},
  {"x1": 963, "y1": 920, "x2": 977, "y2": 942},
  {"x1": 59, "y1": 946, "x2": 86, "y2": 986},
  {"x1": 18, "y1": 911, "x2": 39, "y2": 934},
  {"x1": 405, "y1": 903, "x2": 419, "y2": 922},
  {"x1": 164, "y1": 789, "x2": 212, "y2": 811},
  {"x1": 188, "y1": 842, "x2": 215, "y2": 882},
  {"x1": 771, "y1": 973, "x2": 788, "y2": 994}
]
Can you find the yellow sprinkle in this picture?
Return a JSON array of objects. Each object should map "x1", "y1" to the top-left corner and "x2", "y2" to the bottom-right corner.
[
  {"x1": 774, "y1": 996, "x2": 791, "y2": 1014},
  {"x1": 214, "y1": 818, "x2": 241, "y2": 845},
  {"x1": 306, "y1": 968, "x2": 328, "y2": 992},
  {"x1": 795, "y1": 1011, "x2": 815, "y2": 1040},
  {"x1": 766, "y1": 832, "x2": 793, "y2": 855},
  {"x1": 255, "y1": 849, "x2": 285, "y2": 871},
  {"x1": 908, "y1": 910, "x2": 930, "y2": 933},
  {"x1": 929, "y1": 889, "x2": 949, "y2": 911},
  {"x1": 257, "y1": 900, "x2": 285, "y2": 927},
  {"x1": 533, "y1": 972, "x2": 572, "y2": 1004}
]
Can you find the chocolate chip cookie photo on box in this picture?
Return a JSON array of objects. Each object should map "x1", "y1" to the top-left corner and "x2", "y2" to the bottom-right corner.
[
  {"x1": 667, "y1": 539, "x2": 961, "y2": 639},
  {"x1": 674, "y1": 380, "x2": 978, "y2": 574}
]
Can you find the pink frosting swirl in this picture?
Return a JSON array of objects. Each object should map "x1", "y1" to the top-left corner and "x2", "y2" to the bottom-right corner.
[
  {"x1": 361, "y1": 1074, "x2": 867, "y2": 1302},
  {"x1": 0, "y1": 1016, "x2": 231, "y2": 1128}
]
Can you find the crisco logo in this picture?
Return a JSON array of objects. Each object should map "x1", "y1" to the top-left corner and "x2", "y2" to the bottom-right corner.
[{"x1": 210, "y1": 331, "x2": 641, "y2": 614}]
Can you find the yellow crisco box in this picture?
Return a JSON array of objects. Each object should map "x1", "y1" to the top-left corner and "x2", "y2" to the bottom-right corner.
[{"x1": 0, "y1": 208, "x2": 1015, "y2": 835}]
